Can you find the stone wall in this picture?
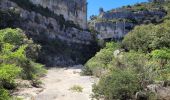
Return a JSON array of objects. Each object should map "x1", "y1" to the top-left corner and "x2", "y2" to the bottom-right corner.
[{"x1": 29, "y1": 0, "x2": 87, "y2": 29}]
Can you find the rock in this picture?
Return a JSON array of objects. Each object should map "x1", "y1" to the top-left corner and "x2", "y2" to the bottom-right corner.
[
  {"x1": 147, "y1": 84, "x2": 162, "y2": 93},
  {"x1": 135, "y1": 91, "x2": 148, "y2": 100},
  {"x1": 89, "y1": 4, "x2": 166, "y2": 40},
  {"x1": 147, "y1": 84, "x2": 170, "y2": 100},
  {"x1": 29, "y1": 0, "x2": 87, "y2": 29},
  {"x1": 163, "y1": 81, "x2": 170, "y2": 87},
  {"x1": 114, "y1": 50, "x2": 121, "y2": 58},
  {"x1": 113, "y1": 49, "x2": 123, "y2": 59}
]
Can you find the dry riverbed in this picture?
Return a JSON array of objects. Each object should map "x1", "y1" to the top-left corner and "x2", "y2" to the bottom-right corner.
[{"x1": 13, "y1": 65, "x2": 98, "y2": 100}]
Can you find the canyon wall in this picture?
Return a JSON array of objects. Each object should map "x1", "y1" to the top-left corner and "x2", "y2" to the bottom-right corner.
[
  {"x1": 89, "y1": 6, "x2": 166, "y2": 40},
  {"x1": 29, "y1": 0, "x2": 87, "y2": 29},
  {"x1": 0, "y1": 0, "x2": 99, "y2": 66}
]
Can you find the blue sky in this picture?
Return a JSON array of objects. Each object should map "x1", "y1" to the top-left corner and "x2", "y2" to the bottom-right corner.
[{"x1": 87, "y1": 0, "x2": 148, "y2": 19}]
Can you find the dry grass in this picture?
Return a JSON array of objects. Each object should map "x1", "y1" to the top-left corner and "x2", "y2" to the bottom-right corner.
[{"x1": 69, "y1": 85, "x2": 83, "y2": 93}]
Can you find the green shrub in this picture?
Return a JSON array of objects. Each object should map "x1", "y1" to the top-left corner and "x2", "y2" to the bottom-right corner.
[
  {"x1": 0, "y1": 89, "x2": 10, "y2": 100},
  {"x1": 0, "y1": 28, "x2": 25, "y2": 45},
  {"x1": 0, "y1": 28, "x2": 45, "y2": 80},
  {"x1": 69, "y1": 85, "x2": 83, "y2": 93},
  {"x1": 0, "y1": 28, "x2": 46, "y2": 99},
  {"x1": 0, "y1": 64, "x2": 21, "y2": 89},
  {"x1": 109, "y1": 51, "x2": 162, "y2": 87},
  {"x1": 92, "y1": 69, "x2": 140, "y2": 100},
  {"x1": 150, "y1": 48, "x2": 170, "y2": 81},
  {"x1": 82, "y1": 42, "x2": 119, "y2": 77},
  {"x1": 123, "y1": 20, "x2": 170, "y2": 52}
]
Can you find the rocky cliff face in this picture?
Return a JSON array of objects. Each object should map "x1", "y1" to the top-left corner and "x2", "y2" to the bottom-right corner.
[
  {"x1": 89, "y1": 3, "x2": 167, "y2": 40},
  {"x1": 29, "y1": 0, "x2": 87, "y2": 29},
  {"x1": 90, "y1": 21, "x2": 134, "y2": 40},
  {"x1": 0, "y1": 0, "x2": 99, "y2": 66}
]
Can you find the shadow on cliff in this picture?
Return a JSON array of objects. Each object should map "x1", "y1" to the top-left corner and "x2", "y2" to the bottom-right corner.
[{"x1": 0, "y1": 0, "x2": 101, "y2": 67}]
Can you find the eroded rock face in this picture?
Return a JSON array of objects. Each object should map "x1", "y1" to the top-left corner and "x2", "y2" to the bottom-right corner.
[
  {"x1": 89, "y1": 7, "x2": 166, "y2": 40},
  {"x1": 91, "y1": 21, "x2": 134, "y2": 40},
  {"x1": 0, "y1": 0, "x2": 99, "y2": 66},
  {"x1": 29, "y1": 0, "x2": 87, "y2": 29}
]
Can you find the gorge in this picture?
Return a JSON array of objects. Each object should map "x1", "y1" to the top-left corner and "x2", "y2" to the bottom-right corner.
[{"x1": 0, "y1": 0, "x2": 170, "y2": 100}]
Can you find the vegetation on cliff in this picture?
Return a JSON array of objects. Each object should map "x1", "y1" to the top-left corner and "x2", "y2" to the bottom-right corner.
[{"x1": 90, "y1": 1, "x2": 166, "y2": 24}]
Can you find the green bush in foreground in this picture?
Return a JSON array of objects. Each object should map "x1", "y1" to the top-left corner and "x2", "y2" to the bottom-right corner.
[
  {"x1": 0, "y1": 89, "x2": 10, "y2": 100},
  {"x1": 82, "y1": 42, "x2": 119, "y2": 77},
  {"x1": 0, "y1": 64, "x2": 21, "y2": 89},
  {"x1": 92, "y1": 69, "x2": 140, "y2": 100},
  {"x1": 0, "y1": 28, "x2": 46, "y2": 99}
]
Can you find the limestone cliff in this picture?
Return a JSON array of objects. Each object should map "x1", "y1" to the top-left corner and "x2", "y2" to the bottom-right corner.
[
  {"x1": 89, "y1": 2, "x2": 167, "y2": 40},
  {"x1": 0, "y1": 0, "x2": 99, "y2": 66},
  {"x1": 29, "y1": 0, "x2": 87, "y2": 29}
]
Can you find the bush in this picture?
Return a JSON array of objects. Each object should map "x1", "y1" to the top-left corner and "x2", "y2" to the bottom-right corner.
[
  {"x1": 113, "y1": 51, "x2": 156, "y2": 88},
  {"x1": 123, "y1": 20, "x2": 170, "y2": 52},
  {"x1": 0, "y1": 28, "x2": 44, "y2": 80},
  {"x1": 0, "y1": 28, "x2": 46, "y2": 99},
  {"x1": 0, "y1": 89, "x2": 10, "y2": 100},
  {"x1": 82, "y1": 42, "x2": 119, "y2": 77},
  {"x1": 92, "y1": 69, "x2": 140, "y2": 100},
  {"x1": 0, "y1": 64, "x2": 21, "y2": 89},
  {"x1": 151, "y1": 48, "x2": 170, "y2": 81},
  {"x1": 69, "y1": 85, "x2": 83, "y2": 93},
  {"x1": 0, "y1": 28, "x2": 25, "y2": 45}
]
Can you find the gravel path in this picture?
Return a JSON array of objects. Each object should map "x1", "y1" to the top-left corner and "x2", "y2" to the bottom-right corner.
[{"x1": 35, "y1": 65, "x2": 97, "y2": 100}]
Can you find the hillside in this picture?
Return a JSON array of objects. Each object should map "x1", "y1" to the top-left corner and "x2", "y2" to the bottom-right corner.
[{"x1": 89, "y1": 1, "x2": 167, "y2": 40}]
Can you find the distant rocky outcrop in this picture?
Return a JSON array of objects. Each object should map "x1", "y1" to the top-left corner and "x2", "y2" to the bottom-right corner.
[
  {"x1": 89, "y1": 2, "x2": 167, "y2": 40},
  {"x1": 0, "y1": 0, "x2": 99, "y2": 66}
]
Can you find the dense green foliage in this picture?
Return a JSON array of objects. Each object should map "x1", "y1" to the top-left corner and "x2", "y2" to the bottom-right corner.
[
  {"x1": 123, "y1": 21, "x2": 170, "y2": 52},
  {"x1": 82, "y1": 42, "x2": 119, "y2": 77},
  {"x1": 0, "y1": 28, "x2": 46, "y2": 99},
  {"x1": 86, "y1": 18, "x2": 170, "y2": 99},
  {"x1": 92, "y1": 69, "x2": 140, "y2": 100},
  {"x1": 86, "y1": 42, "x2": 170, "y2": 99}
]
